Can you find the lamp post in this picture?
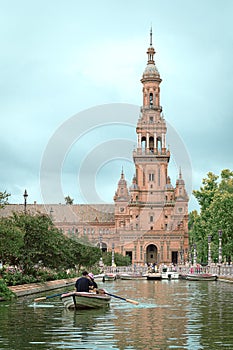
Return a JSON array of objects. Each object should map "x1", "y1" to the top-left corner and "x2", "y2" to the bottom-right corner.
[
  {"x1": 180, "y1": 249, "x2": 184, "y2": 265},
  {"x1": 98, "y1": 233, "x2": 104, "y2": 268},
  {"x1": 193, "y1": 244, "x2": 197, "y2": 267},
  {"x1": 23, "y1": 189, "x2": 28, "y2": 214},
  {"x1": 208, "y1": 235, "x2": 212, "y2": 266},
  {"x1": 49, "y1": 207, "x2": 54, "y2": 219},
  {"x1": 218, "y1": 230, "x2": 222, "y2": 264},
  {"x1": 111, "y1": 243, "x2": 115, "y2": 267}
]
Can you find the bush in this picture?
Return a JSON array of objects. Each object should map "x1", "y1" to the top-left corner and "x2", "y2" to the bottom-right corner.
[{"x1": 0, "y1": 279, "x2": 16, "y2": 300}]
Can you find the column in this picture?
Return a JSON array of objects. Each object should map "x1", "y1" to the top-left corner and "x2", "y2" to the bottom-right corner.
[
  {"x1": 146, "y1": 132, "x2": 149, "y2": 152},
  {"x1": 138, "y1": 133, "x2": 142, "y2": 148},
  {"x1": 162, "y1": 133, "x2": 166, "y2": 149},
  {"x1": 154, "y1": 132, "x2": 157, "y2": 151},
  {"x1": 193, "y1": 244, "x2": 197, "y2": 267},
  {"x1": 218, "y1": 230, "x2": 222, "y2": 264},
  {"x1": 208, "y1": 235, "x2": 212, "y2": 266}
]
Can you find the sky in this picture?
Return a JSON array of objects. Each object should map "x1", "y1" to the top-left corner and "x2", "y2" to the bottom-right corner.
[{"x1": 1, "y1": 0, "x2": 233, "y2": 212}]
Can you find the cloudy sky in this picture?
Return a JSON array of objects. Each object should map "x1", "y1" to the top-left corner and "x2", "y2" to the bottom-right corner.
[{"x1": 1, "y1": 0, "x2": 232, "y2": 212}]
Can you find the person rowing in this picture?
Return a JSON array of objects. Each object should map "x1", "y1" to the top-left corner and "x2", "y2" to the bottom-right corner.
[{"x1": 75, "y1": 270, "x2": 94, "y2": 292}]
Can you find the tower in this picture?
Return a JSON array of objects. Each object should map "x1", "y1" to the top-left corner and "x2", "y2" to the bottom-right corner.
[{"x1": 114, "y1": 29, "x2": 189, "y2": 265}]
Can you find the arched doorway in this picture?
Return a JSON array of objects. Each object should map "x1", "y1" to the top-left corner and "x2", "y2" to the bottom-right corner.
[{"x1": 146, "y1": 244, "x2": 158, "y2": 264}]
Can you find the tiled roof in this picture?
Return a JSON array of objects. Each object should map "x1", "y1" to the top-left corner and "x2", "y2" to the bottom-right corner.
[{"x1": 0, "y1": 204, "x2": 115, "y2": 223}]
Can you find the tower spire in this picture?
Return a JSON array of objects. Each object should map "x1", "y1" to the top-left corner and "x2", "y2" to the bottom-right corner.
[
  {"x1": 150, "y1": 26, "x2": 153, "y2": 46},
  {"x1": 147, "y1": 27, "x2": 155, "y2": 64}
]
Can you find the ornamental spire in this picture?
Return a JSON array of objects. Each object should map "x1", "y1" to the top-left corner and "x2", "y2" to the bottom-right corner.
[
  {"x1": 150, "y1": 26, "x2": 153, "y2": 46},
  {"x1": 147, "y1": 27, "x2": 155, "y2": 64}
]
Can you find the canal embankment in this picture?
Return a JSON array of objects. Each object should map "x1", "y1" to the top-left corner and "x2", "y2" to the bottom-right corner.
[
  {"x1": 5, "y1": 274, "x2": 233, "y2": 299},
  {"x1": 7, "y1": 277, "x2": 76, "y2": 297}
]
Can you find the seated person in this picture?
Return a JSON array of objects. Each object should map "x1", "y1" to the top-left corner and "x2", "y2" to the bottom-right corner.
[
  {"x1": 88, "y1": 273, "x2": 98, "y2": 289},
  {"x1": 75, "y1": 271, "x2": 93, "y2": 292}
]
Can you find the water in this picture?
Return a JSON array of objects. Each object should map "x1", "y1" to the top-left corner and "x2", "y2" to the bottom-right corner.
[{"x1": 0, "y1": 279, "x2": 233, "y2": 349}]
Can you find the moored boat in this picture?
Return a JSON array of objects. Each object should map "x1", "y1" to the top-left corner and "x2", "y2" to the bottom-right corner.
[
  {"x1": 103, "y1": 273, "x2": 116, "y2": 281},
  {"x1": 160, "y1": 266, "x2": 180, "y2": 280},
  {"x1": 146, "y1": 272, "x2": 162, "y2": 280},
  {"x1": 60, "y1": 291, "x2": 111, "y2": 309},
  {"x1": 120, "y1": 273, "x2": 147, "y2": 280},
  {"x1": 93, "y1": 273, "x2": 105, "y2": 282},
  {"x1": 186, "y1": 273, "x2": 218, "y2": 281},
  {"x1": 161, "y1": 270, "x2": 180, "y2": 279}
]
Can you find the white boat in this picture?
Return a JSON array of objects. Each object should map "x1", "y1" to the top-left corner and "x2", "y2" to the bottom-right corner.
[
  {"x1": 93, "y1": 273, "x2": 105, "y2": 282},
  {"x1": 60, "y1": 291, "x2": 111, "y2": 309},
  {"x1": 120, "y1": 273, "x2": 147, "y2": 280},
  {"x1": 103, "y1": 273, "x2": 116, "y2": 281},
  {"x1": 186, "y1": 273, "x2": 218, "y2": 281},
  {"x1": 160, "y1": 267, "x2": 179, "y2": 280}
]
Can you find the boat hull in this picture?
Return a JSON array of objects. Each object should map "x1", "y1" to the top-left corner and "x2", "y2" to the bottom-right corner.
[
  {"x1": 186, "y1": 274, "x2": 218, "y2": 281},
  {"x1": 61, "y1": 292, "x2": 111, "y2": 309},
  {"x1": 146, "y1": 273, "x2": 162, "y2": 280},
  {"x1": 120, "y1": 274, "x2": 147, "y2": 280},
  {"x1": 103, "y1": 273, "x2": 116, "y2": 281},
  {"x1": 161, "y1": 271, "x2": 180, "y2": 279}
]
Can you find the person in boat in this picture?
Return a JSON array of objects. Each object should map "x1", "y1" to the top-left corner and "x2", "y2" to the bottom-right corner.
[
  {"x1": 88, "y1": 273, "x2": 98, "y2": 290},
  {"x1": 75, "y1": 270, "x2": 94, "y2": 292}
]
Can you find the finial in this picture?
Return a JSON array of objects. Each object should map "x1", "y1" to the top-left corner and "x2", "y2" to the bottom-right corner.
[
  {"x1": 179, "y1": 167, "x2": 182, "y2": 179},
  {"x1": 150, "y1": 26, "x2": 153, "y2": 46}
]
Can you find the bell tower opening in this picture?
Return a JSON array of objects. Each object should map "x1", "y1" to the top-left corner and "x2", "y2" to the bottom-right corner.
[{"x1": 149, "y1": 92, "x2": 153, "y2": 107}]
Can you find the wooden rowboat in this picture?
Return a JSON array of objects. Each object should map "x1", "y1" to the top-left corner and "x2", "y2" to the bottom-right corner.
[
  {"x1": 186, "y1": 273, "x2": 218, "y2": 281},
  {"x1": 60, "y1": 292, "x2": 111, "y2": 309}
]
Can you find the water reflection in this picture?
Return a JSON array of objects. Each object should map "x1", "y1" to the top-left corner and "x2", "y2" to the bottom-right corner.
[{"x1": 0, "y1": 280, "x2": 232, "y2": 349}]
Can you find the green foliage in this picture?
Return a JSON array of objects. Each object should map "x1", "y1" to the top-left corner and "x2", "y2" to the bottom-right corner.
[
  {"x1": 0, "y1": 279, "x2": 16, "y2": 300},
  {"x1": 102, "y1": 252, "x2": 131, "y2": 266},
  {"x1": 65, "y1": 196, "x2": 74, "y2": 205},
  {"x1": 193, "y1": 172, "x2": 218, "y2": 211},
  {"x1": 0, "y1": 218, "x2": 24, "y2": 265},
  {"x1": 0, "y1": 212, "x2": 102, "y2": 284},
  {"x1": 0, "y1": 191, "x2": 10, "y2": 209},
  {"x1": 189, "y1": 169, "x2": 233, "y2": 263}
]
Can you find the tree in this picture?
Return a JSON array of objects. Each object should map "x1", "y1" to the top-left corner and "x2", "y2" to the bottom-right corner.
[
  {"x1": 65, "y1": 196, "x2": 74, "y2": 205},
  {"x1": 190, "y1": 169, "x2": 233, "y2": 263},
  {"x1": 0, "y1": 218, "x2": 24, "y2": 265},
  {"x1": 102, "y1": 252, "x2": 131, "y2": 266},
  {"x1": 193, "y1": 172, "x2": 218, "y2": 211},
  {"x1": 0, "y1": 191, "x2": 10, "y2": 209}
]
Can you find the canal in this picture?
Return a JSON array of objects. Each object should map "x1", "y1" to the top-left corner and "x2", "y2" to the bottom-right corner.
[{"x1": 0, "y1": 279, "x2": 232, "y2": 349}]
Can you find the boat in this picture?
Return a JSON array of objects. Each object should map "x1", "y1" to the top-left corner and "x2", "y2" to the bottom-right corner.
[
  {"x1": 160, "y1": 267, "x2": 180, "y2": 280},
  {"x1": 186, "y1": 273, "x2": 218, "y2": 281},
  {"x1": 120, "y1": 273, "x2": 147, "y2": 280},
  {"x1": 93, "y1": 273, "x2": 105, "y2": 282},
  {"x1": 146, "y1": 272, "x2": 162, "y2": 280},
  {"x1": 161, "y1": 271, "x2": 180, "y2": 279},
  {"x1": 60, "y1": 291, "x2": 111, "y2": 309},
  {"x1": 103, "y1": 273, "x2": 116, "y2": 281}
]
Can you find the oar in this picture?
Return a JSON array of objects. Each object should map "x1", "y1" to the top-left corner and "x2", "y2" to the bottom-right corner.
[
  {"x1": 104, "y1": 292, "x2": 139, "y2": 305},
  {"x1": 34, "y1": 291, "x2": 71, "y2": 302}
]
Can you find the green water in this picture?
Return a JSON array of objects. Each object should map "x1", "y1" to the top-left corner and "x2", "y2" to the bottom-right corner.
[{"x1": 0, "y1": 279, "x2": 232, "y2": 349}]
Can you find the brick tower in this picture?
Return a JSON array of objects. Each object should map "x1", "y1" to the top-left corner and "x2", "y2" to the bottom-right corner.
[{"x1": 114, "y1": 29, "x2": 189, "y2": 265}]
